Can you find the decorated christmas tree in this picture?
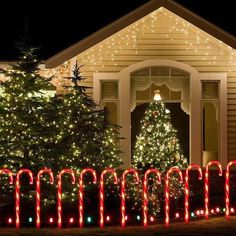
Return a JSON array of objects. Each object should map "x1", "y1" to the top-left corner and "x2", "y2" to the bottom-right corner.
[
  {"x1": 133, "y1": 102, "x2": 187, "y2": 171},
  {"x1": 131, "y1": 95, "x2": 187, "y2": 215},
  {"x1": 0, "y1": 34, "x2": 57, "y2": 174},
  {"x1": 58, "y1": 63, "x2": 122, "y2": 172}
]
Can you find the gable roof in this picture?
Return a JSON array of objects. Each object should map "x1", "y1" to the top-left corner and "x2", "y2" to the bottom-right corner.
[{"x1": 45, "y1": 0, "x2": 236, "y2": 68}]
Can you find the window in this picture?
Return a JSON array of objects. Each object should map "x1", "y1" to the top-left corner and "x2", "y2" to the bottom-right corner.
[
  {"x1": 202, "y1": 81, "x2": 219, "y2": 166},
  {"x1": 101, "y1": 81, "x2": 119, "y2": 124}
]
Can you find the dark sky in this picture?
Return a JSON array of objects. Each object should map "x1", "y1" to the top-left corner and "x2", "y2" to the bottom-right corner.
[{"x1": 0, "y1": 0, "x2": 235, "y2": 61}]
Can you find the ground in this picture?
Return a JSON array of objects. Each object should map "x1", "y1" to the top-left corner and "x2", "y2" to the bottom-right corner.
[{"x1": 0, "y1": 217, "x2": 236, "y2": 236}]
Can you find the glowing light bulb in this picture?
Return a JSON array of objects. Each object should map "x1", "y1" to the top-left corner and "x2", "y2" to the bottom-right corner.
[
  {"x1": 106, "y1": 216, "x2": 110, "y2": 222},
  {"x1": 150, "y1": 216, "x2": 154, "y2": 222},
  {"x1": 87, "y1": 216, "x2": 92, "y2": 223},
  {"x1": 136, "y1": 215, "x2": 141, "y2": 221},
  {"x1": 28, "y1": 217, "x2": 33, "y2": 223},
  {"x1": 69, "y1": 217, "x2": 74, "y2": 224},
  {"x1": 175, "y1": 212, "x2": 180, "y2": 218},
  {"x1": 154, "y1": 90, "x2": 161, "y2": 101},
  {"x1": 49, "y1": 217, "x2": 54, "y2": 223},
  {"x1": 8, "y1": 218, "x2": 13, "y2": 224}
]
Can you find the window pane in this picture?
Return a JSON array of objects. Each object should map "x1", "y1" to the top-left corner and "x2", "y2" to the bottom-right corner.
[
  {"x1": 101, "y1": 81, "x2": 118, "y2": 99},
  {"x1": 202, "y1": 82, "x2": 219, "y2": 99},
  {"x1": 102, "y1": 101, "x2": 118, "y2": 124},
  {"x1": 170, "y1": 76, "x2": 190, "y2": 101},
  {"x1": 202, "y1": 101, "x2": 219, "y2": 166},
  {"x1": 136, "y1": 88, "x2": 150, "y2": 100}
]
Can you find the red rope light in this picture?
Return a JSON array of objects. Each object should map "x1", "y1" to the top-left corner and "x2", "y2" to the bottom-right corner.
[
  {"x1": 15, "y1": 169, "x2": 33, "y2": 228},
  {"x1": 184, "y1": 164, "x2": 202, "y2": 223},
  {"x1": 36, "y1": 168, "x2": 54, "y2": 228},
  {"x1": 99, "y1": 168, "x2": 118, "y2": 228},
  {"x1": 57, "y1": 169, "x2": 75, "y2": 228},
  {"x1": 121, "y1": 168, "x2": 139, "y2": 228},
  {"x1": 79, "y1": 168, "x2": 97, "y2": 228},
  {"x1": 165, "y1": 167, "x2": 183, "y2": 227},
  {"x1": 205, "y1": 161, "x2": 222, "y2": 220},
  {"x1": 225, "y1": 161, "x2": 236, "y2": 219},
  {"x1": 143, "y1": 168, "x2": 161, "y2": 227}
]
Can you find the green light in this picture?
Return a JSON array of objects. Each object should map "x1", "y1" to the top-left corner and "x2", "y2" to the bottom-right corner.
[
  {"x1": 87, "y1": 216, "x2": 92, "y2": 223},
  {"x1": 28, "y1": 217, "x2": 33, "y2": 223},
  {"x1": 137, "y1": 215, "x2": 141, "y2": 221},
  {"x1": 223, "y1": 208, "x2": 226, "y2": 212},
  {"x1": 191, "y1": 212, "x2": 195, "y2": 217}
]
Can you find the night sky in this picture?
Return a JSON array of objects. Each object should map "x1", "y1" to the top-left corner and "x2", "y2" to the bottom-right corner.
[{"x1": 0, "y1": 0, "x2": 235, "y2": 60}]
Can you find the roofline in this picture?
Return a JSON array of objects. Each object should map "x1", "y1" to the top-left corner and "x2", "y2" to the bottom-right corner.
[{"x1": 45, "y1": 0, "x2": 236, "y2": 68}]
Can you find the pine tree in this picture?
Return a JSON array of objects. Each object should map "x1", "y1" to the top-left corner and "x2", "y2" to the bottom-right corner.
[
  {"x1": 133, "y1": 102, "x2": 187, "y2": 171},
  {"x1": 58, "y1": 63, "x2": 122, "y2": 172},
  {"x1": 130, "y1": 102, "x2": 187, "y2": 215},
  {"x1": 0, "y1": 36, "x2": 57, "y2": 173}
]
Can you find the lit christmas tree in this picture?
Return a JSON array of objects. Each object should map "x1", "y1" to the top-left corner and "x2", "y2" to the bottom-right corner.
[
  {"x1": 0, "y1": 35, "x2": 57, "y2": 173},
  {"x1": 133, "y1": 102, "x2": 187, "y2": 171},
  {"x1": 58, "y1": 63, "x2": 122, "y2": 172},
  {"x1": 131, "y1": 90, "x2": 188, "y2": 215}
]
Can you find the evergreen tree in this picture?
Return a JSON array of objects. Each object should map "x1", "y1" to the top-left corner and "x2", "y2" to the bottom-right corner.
[
  {"x1": 130, "y1": 102, "x2": 187, "y2": 215},
  {"x1": 0, "y1": 37, "x2": 57, "y2": 173},
  {"x1": 133, "y1": 102, "x2": 187, "y2": 170},
  {"x1": 58, "y1": 63, "x2": 122, "y2": 172}
]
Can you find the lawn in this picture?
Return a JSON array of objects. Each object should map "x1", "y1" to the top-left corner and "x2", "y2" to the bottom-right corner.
[{"x1": 0, "y1": 216, "x2": 236, "y2": 236}]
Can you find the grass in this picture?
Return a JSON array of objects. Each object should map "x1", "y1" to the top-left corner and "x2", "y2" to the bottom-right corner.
[{"x1": 0, "y1": 216, "x2": 236, "y2": 236}]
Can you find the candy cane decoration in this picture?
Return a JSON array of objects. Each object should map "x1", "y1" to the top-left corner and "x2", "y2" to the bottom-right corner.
[
  {"x1": 36, "y1": 168, "x2": 54, "y2": 228},
  {"x1": 184, "y1": 164, "x2": 202, "y2": 223},
  {"x1": 143, "y1": 168, "x2": 161, "y2": 227},
  {"x1": 121, "y1": 168, "x2": 139, "y2": 228},
  {"x1": 165, "y1": 167, "x2": 183, "y2": 227},
  {"x1": 0, "y1": 168, "x2": 14, "y2": 224},
  {"x1": 225, "y1": 161, "x2": 236, "y2": 219},
  {"x1": 57, "y1": 169, "x2": 75, "y2": 228},
  {"x1": 205, "y1": 161, "x2": 222, "y2": 220},
  {"x1": 99, "y1": 168, "x2": 118, "y2": 228},
  {"x1": 79, "y1": 168, "x2": 97, "y2": 228},
  {"x1": 15, "y1": 169, "x2": 33, "y2": 228}
]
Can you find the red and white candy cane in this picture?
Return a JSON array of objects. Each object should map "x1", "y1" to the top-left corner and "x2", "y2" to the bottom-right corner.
[
  {"x1": 57, "y1": 169, "x2": 75, "y2": 228},
  {"x1": 15, "y1": 169, "x2": 33, "y2": 228},
  {"x1": 143, "y1": 168, "x2": 161, "y2": 227},
  {"x1": 225, "y1": 161, "x2": 236, "y2": 219},
  {"x1": 165, "y1": 167, "x2": 183, "y2": 227},
  {"x1": 36, "y1": 168, "x2": 54, "y2": 228},
  {"x1": 79, "y1": 168, "x2": 97, "y2": 228},
  {"x1": 205, "y1": 161, "x2": 222, "y2": 220},
  {"x1": 0, "y1": 168, "x2": 14, "y2": 224},
  {"x1": 121, "y1": 168, "x2": 139, "y2": 228},
  {"x1": 99, "y1": 168, "x2": 118, "y2": 228},
  {"x1": 184, "y1": 164, "x2": 202, "y2": 223}
]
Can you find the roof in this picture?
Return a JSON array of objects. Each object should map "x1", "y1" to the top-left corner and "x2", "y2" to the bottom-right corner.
[{"x1": 45, "y1": 0, "x2": 236, "y2": 68}]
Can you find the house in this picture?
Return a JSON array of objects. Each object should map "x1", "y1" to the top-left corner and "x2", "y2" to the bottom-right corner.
[{"x1": 1, "y1": 0, "x2": 236, "y2": 169}]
